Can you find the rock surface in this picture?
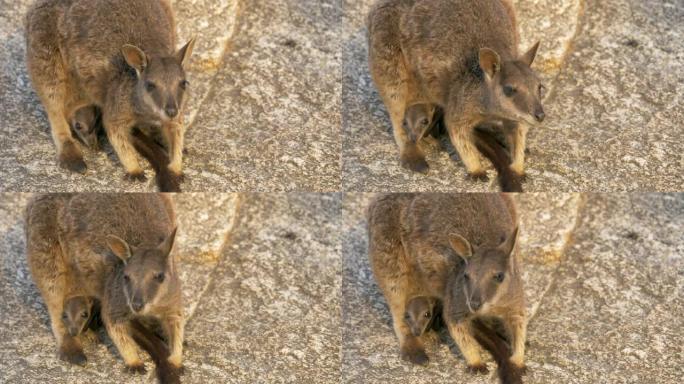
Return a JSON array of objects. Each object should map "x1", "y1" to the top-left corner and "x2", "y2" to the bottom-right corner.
[
  {"x1": 341, "y1": 0, "x2": 684, "y2": 192},
  {"x1": 340, "y1": 193, "x2": 683, "y2": 383},
  {"x1": 0, "y1": 0, "x2": 341, "y2": 192}
]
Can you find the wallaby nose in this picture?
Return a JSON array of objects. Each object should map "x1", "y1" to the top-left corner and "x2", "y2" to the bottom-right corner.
[
  {"x1": 165, "y1": 104, "x2": 178, "y2": 118},
  {"x1": 131, "y1": 300, "x2": 144, "y2": 312},
  {"x1": 534, "y1": 110, "x2": 545, "y2": 122},
  {"x1": 471, "y1": 300, "x2": 482, "y2": 311},
  {"x1": 68, "y1": 327, "x2": 79, "y2": 337}
]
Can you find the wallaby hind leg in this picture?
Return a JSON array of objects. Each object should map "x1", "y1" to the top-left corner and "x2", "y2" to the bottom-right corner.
[
  {"x1": 447, "y1": 319, "x2": 487, "y2": 373},
  {"x1": 102, "y1": 117, "x2": 145, "y2": 180},
  {"x1": 26, "y1": 36, "x2": 86, "y2": 173},
  {"x1": 105, "y1": 320, "x2": 145, "y2": 373},
  {"x1": 389, "y1": 300, "x2": 429, "y2": 366}
]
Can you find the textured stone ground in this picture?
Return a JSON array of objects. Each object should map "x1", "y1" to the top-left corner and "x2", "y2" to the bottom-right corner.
[
  {"x1": 0, "y1": 193, "x2": 341, "y2": 383},
  {"x1": 0, "y1": 0, "x2": 341, "y2": 192},
  {"x1": 342, "y1": 0, "x2": 684, "y2": 192},
  {"x1": 341, "y1": 193, "x2": 684, "y2": 383}
]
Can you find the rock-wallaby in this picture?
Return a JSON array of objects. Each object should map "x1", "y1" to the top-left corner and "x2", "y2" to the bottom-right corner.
[
  {"x1": 62, "y1": 295, "x2": 98, "y2": 339},
  {"x1": 69, "y1": 105, "x2": 101, "y2": 150},
  {"x1": 405, "y1": 296, "x2": 439, "y2": 337},
  {"x1": 403, "y1": 103, "x2": 440, "y2": 144},
  {"x1": 368, "y1": 193, "x2": 527, "y2": 377},
  {"x1": 25, "y1": 0, "x2": 195, "y2": 182},
  {"x1": 25, "y1": 194, "x2": 184, "y2": 374},
  {"x1": 368, "y1": 0, "x2": 545, "y2": 180}
]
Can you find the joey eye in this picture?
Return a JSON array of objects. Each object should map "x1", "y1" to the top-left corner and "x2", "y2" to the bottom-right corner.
[
  {"x1": 62, "y1": 313, "x2": 68, "y2": 320},
  {"x1": 179, "y1": 79, "x2": 190, "y2": 90},
  {"x1": 123, "y1": 274, "x2": 130, "y2": 282},
  {"x1": 493, "y1": 272, "x2": 505, "y2": 283},
  {"x1": 155, "y1": 272, "x2": 165, "y2": 282},
  {"x1": 503, "y1": 85, "x2": 516, "y2": 97},
  {"x1": 463, "y1": 273, "x2": 470, "y2": 281},
  {"x1": 145, "y1": 81, "x2": 157, "y2": 92},
  {"x1": 81, "y1": 312, "x2": 89, "y2": 319},
  {"x1": 424, "y1": 312, "x2": 431, "y2": 318},
  {"x1": 420, "y1": 118, "x2": 430, "y2": 126}
]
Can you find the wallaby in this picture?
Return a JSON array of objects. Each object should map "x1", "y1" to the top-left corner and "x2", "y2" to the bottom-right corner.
[
  {"x1": 368, "y1": 0, "x2": 544, "y2": 179},
  {"x1": 69, "y1": 105, "x2": 101, "y2": 150},
  {"x1": 404, "y1": 296, "x2": 439, "y2": 337},
  {"x1": 25, "y1": 194, "x2": 184, "y2": 373},
  {"x1": 368, "y1": 193, "x2": 527, "y2": 376},
  {"x1": 62, "y1": 295, "x2": 98, "y2": 339},
  {"x1": 25, "y1": 0, "x2": 195, "y2": 182},
  {"x1": 403, "y1": 103, "x2": 440, "y2": 145}
]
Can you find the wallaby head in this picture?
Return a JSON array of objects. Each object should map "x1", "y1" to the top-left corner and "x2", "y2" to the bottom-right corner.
[
  {"x1": 478, "y1": 42, "x2": 545, "y2": 126},
  {"x1": 121, "y1": 39, "x2": 196, "y2": 122},
  {"x1": 70, "y1": 105, "x2": 100, "y2": 149},
  {"x1": 404, "y1": 103, "x2": 438, "y2": 143},
  {"x1": 405, "y1": 296, "x2": 438, "y2": 337},
  {"x1": 447, "y1": 227, "x2": 519, "y2": 319},
  {"x1": 63, "y1": 296, "x2": 95, "y2": 337},
  {"x1": 106, "y1": 228, "x2": 177, "y2": 315}
]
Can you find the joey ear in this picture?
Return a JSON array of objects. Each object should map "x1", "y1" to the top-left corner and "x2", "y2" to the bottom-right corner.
[
  {"x1": 479, "y1": 48, "x2": 501, "y2": 79},
  {"x1": 520, "y1": 41, "x2": 540, "y2": 67},
  {"x1": 106, "y1": 235, "x2": 132, "y2": 264},
  {"x1": 176, "y1": 38, "x2": 196, "y2": 67},
  {"x1": 498, "y1": 227, "x2": 519, "y2": 256},
  {"x1": 448, "y1": 233, "x2": 473, "y2": 259},
  {"x1": 158, "y1": 227, "x2": 177, "y2": 258},
  {"x1": 121, "y1": 44, "x2": 148, "y2": 76}
]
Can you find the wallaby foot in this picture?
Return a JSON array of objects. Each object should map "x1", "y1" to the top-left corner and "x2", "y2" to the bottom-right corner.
[
  {"x1": 400, "y1": 341, "x2": 429, "y2": 366},
  {"x1": 124, "y1": 362, "x2": 147, "y2": 374},
  {"x1": 466, "y1": 363, "x2": 489, "y2": 374},
  {"x1": 466, "y1": 171, "x2": 488, "y2": 181},
  {"x1": 58, "y1": 141, "x2": 87, "y2": 174},
  {"x1": 58, "y1": 340, "x2": 87, "y2": 366},
  {"x1": 513, "y1": 170, "x2": 527, "y2": 182},
  {"x1": 123, "y1": 171, "x2": 147, "y2": 182},
  {"x1": 400, "y1": 145, "x2": 429, "y2": 174}
]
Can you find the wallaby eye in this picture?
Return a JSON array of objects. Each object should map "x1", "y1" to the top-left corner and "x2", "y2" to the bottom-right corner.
[
  {"x1": 424, "y1": 312, "x2": 431, "y2": 318},
  {"x1": 155, "y1": 272, "x2": 165, "y2": 282},
  {"x1": 503, "y1": 85, "x2": 516, "y2": 97},
  {"x1": 420, "y1": 118, "x2": 430, "y2": 126},
  {"x1": 81, "y1": 312, "x2": 89, "y2": 319},
  {"x1": 493, "y1": 272, "x2": 505, "y2": 282},
  {"x1": 62, "y1": 313, "x2": 68, "y2": 320},
  {"x1": 179, "y1": 79, "x2": 190, "y2": 90},
  {"x1": 123, "y1": 274, "x2": 130, "y2": 282},
  {"x1": 145, "y1": 81, "x2": 157, "y2": 92},
  {"x1": 463, "y1": 273, "x2": 470, "y2": 281}
]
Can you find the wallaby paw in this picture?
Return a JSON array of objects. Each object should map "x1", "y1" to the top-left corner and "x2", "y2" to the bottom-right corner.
[
  {"x1": 466, "y1": 171, "x2": 488, "y2": 181},
  {"x1": 400, "y1": 346, "x2": 429, "y2": 366},
  {"x1": 123, "y1": 171, "x2": 147, "y2": 182},
  {"x1": 400, "y1": 148, "x2": 429, "y2": 174},
  {"x1": 124, "y1": 363, "x2": 147, "y2": 375},
  {"x1": 58, "y1": 345, "x2": 87, "y2": 366},
  {"x1": 466, "y1": 363, "x2": 489, "y2": 374},
  {"x1": 512, "y1": 170, "x2": 527, "y2": 182},
  {"x1": 511, "y1": 361, "x2": 528, "y2": 375},
  {"x1": 58, "y1": 143, "x2": 87, "y2": 174}
]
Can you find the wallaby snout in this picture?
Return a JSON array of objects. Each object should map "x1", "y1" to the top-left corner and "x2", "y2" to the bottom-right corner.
[{"x1": 534, "y1": 105, "x2": 545, "y2": 123}]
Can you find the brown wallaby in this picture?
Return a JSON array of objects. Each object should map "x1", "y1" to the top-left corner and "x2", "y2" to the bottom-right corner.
[
  {"x1": 404, "y1": 296, "x2": 439, "y2": 337},
  {"x1": 368, "y1": 193, "x2": 527, "y2": 377},
  {"x1": 368, "y1": 0, "x2": 544, "y2": 179},
  {"x1": 403, "y1": 103, "x2": 440, "y2": 145},
  {"x1": 25, "y1": 0, "x2": 195, "y2": 182},
  {"x1": 25, "y1": 194, "x2": 184, "y2": 374},
  {"x1": 69, "y1": 105, "x2": 101, "y2": 150},
  {"x1": 62, "y1": 295, "x2": 98, "y2": 338}
]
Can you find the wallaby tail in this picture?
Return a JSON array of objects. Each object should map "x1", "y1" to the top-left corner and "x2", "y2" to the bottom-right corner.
[
  {"x1": 473, "y1": 128, "x2": 523, "y2": 192},
  {"x1": 129, "y1": 318, "x2": 181, "y2": 384},
  {"x1": 130, "y1": 128, "x2": 181, "y2": 192},
  {"x1": 471, "y1": 318, "x2": 524, "y2": 384}
]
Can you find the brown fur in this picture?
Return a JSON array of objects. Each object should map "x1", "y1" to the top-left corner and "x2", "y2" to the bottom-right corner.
[
  {"x1": 25, "y1": 194, "x2": 184, "y2": 372},
  {"x1": 404, "y1": 295, "x2": 439, "y2": 337},
  {"x1": 25, "y1": 0, "x2": 195, "y2": 180},
  {"x1": 472, "y1": 318, "x2": 524, "y2": 384},
  {"x1": 129, "y1": 318, "x2": 181, "y2": 384},
  {"x1": 368, "y1": 0, "x2": 544, "y2": 178},
  {"x1": 69, "y1": 105, "x2": 101, "y2": 150},
  {"x1": 130, "y1": 128, "x2": 182, "y2": 192},
  {"x1": 368, "y1": 193, "x2": 527, "y2": 373},
  {"x1": 473, "y1": 125, "x2": 523, "y2": 192}
]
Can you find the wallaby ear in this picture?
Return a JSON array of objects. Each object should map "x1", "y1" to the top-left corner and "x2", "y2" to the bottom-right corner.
[
  {"x1": 448, "y1": 233, "x2": 473, "y2": 259},
  {"x1": 121, "y1": 44, "x2": 148, "y2": 75},
  {"x1": 158, "y1": 227, "x2": 177, "y2": 258},
  {"x1": 479, "y1": 48, "x2": 501, "y2": 79},
  {"x1": 106, "y1": 235, "x2": 132, "y2": 264},
  {"x1": 176, "y1": 38, "x2": 196, "y2": 67},
  {"x1": 521, "y1": 41, "x2": 540, "y2": 67},
  {"x1": 498, "y1": 227, "x2": 519, "y2": 256}
]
